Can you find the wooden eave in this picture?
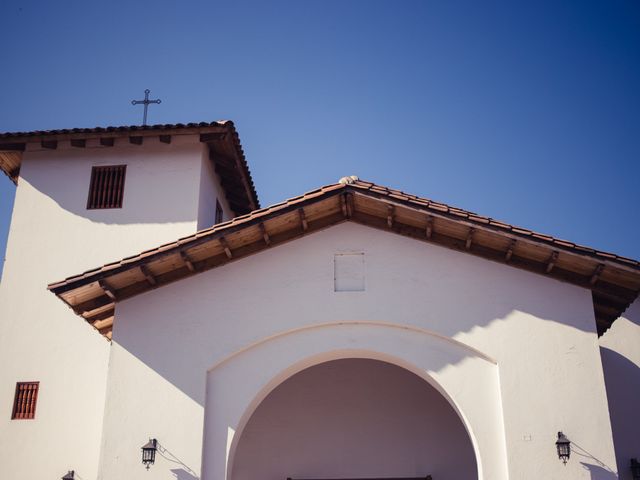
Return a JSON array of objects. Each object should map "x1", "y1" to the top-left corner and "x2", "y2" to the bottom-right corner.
[
  {"x1": 0, "y1": 121, "x2": 259, "y2": 214},
  {"x1": 48, "y1": 180, "x2": 640, "y2": 339}
]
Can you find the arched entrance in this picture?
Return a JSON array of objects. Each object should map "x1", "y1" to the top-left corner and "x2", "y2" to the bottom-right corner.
[
  {"x1": 201, "y1": 322, "x2": 508, "y2": 480},
  {"x1": 231, "y1": 358, "x2": 477, "y2": 480}
]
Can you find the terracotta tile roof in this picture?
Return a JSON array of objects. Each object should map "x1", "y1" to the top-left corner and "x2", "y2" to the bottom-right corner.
[
  {"x1": 0, "y1": 121, "x2": 259, "y2": 213},
  {"x1": 49, "y1": 178, "x2": 640, "y2": 286},
  {"x1": 0, "y1": 120, "x2": 229, "y2": 140},
  {"x1": 49, "y1": 182, "x2": 348, "y2": 287},
  {"x1": 48, "y1": 178, "x2": 639, "y2": 339},
  {"x1": 348, "y1": 180, "x2": 639, "y2": 267}
]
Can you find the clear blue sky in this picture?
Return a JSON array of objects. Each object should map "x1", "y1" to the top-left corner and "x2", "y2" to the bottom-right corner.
[{"x1": 1, "y1": 0, "x2": 639, "y2": 274}]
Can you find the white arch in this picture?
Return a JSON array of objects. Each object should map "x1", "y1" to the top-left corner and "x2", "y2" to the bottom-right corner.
[{"x1": 201, "y1": 322, "x2": 509, "y2": 480}]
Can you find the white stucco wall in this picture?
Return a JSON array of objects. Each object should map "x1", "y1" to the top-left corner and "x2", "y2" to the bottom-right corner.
[
  {"x1": 600, "y1": 298, "x2": 640, "y2": 480},
  {"x1": 100, "y1": 222, "x2": 617, "y2": 480},
  {"x1": 0, "y1": 135, "x2": 214, "y2": 480},
  {"x1": 197, "y1": 148, "x2": 232, "y2": 230},
  {"x1": 232, "y1": 358, "x2": 477, "y2": 480}
]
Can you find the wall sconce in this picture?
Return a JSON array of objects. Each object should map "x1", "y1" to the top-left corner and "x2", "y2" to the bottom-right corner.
[
  {"x1": 556, "y1": 431, "x2": 571, "y2": 465},
  {"x1": 61, "y1": 471, "x2": 75, "y2": 480},
  {"x1": 141, "y1": 438, "x2": 158, "y2": 470},
  {"x1": 631, "y1": 458, "x2": 640, "y2": 480}
]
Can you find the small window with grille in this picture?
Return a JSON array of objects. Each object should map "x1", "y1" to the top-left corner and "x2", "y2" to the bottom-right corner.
[
  {"x1": 87, "y1": 165, "x2": 126, "y2": 209},
  {"x1": 12, "y1": 382, "x2": 39, "y2": 419},
  {"x1": 215, "y1": 199, "x2": 224, "y2": 224}
]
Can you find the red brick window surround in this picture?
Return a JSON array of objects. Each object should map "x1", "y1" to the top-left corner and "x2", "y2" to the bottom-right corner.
[
  {"x1": 87, "y1": 165, "x2": 127, "y2": 209},
  {"x1": 12, "y1": 382, "x2": 39, "y2": 419}
]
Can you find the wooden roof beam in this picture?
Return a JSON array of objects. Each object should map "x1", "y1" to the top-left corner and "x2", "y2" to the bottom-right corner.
[
  {"x1": 93, "y1": 317, "x2": 114, "y2": 331},
  {"x1": 425, "y1": 215, "x2": 433, "y2": 240},
  {"x1": 387, "y1": 205, "x2": 395, "y2": 228},
  {"x1": 349, "y1": 190, "x2": 640, "y2": 276},
  {"x1": 340, "y1": 193, "x2": 352, "y2": 218},
  {"x1": 180, "y1": 251, "x2": 196, "y2": 272},
  {"x1": 8, "y1": 167, "x2": 20, "y2": 179},
  {"x1": 259, "y1": 223, "x2": 271, "y2": 246},
  {"x1": 219, "y1": 237, "x2": 233, "y2": 259},
  {"x1": 546, "y1": 251, "x2": 559, "y2": 273},
  {"x1": 346, "y1": 192, "x2": 354, "y2": 217},
  {"x1": 98, "y1": 280, "x2": 117, "y2": 301},
  {"x1": 214, "y1": 162, "x2": 241, "y2": 180},
  {"x1": 139, "y1": 265, "x2": 157, "y2": 286},
  {"x1": 217, "y1": 185, "x2": 248, "y2": 206},
  {"x1": 505, "y1": 239, "x2": 516, "y2": 262},
  {"x1": 80, "y1": 304, "x2": 114, "y2": 323},
  {"x1": 298, "y1": 208, "x2": 308, "y2": 232},
  {"x1": 200, "y1": 132, "x2": 227, "y2": 143},
  {"x1": 593, "y1": 294, "x2": 629, "y2": 312},
  {"x1": 211, "y1": 152, "x2": 237, "y2": 170},
  {"x1": 465, "y1": 228, "x2": 475, "y2": 250},
  {"x1": 591, "y1": 264, "x2": 605, "y2": 286}
]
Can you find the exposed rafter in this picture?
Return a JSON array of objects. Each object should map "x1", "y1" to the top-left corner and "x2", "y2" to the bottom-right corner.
[{"x1": 48, "y1": 180, "x2": 640, "y2": 339}]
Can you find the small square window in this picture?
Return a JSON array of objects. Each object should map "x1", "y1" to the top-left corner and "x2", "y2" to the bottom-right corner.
[
  {"x1": 215, "y1": 199, "x2": 224, "y2": 224},
  {"x1": 12, "y1": 382, "x2": 39, "y2": 419},
  {"x1": 87, "y1": 165, "x2": 126, "y2": 209}
]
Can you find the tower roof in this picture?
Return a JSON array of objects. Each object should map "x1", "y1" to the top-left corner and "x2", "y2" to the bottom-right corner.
[{"x1": 0, "y1": 120, "x2": 259, "y2": 215}]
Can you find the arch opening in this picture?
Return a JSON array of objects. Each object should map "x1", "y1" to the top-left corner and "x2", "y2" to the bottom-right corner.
[{"x1": 230, "y1": 358, "x2": 478, "y2": 480}]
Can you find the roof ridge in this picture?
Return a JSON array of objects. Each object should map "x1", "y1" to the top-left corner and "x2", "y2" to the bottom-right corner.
[
  {"x1": 48, "y1": 178, "x2": 639, "y2": 291},
  {"x1": 0, "y1": 120, "x2": 232, "y2": 137}
]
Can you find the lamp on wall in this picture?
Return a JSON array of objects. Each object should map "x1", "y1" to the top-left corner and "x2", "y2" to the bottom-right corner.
[
  {"x1": 631, "y1": 458, "x2": 640, "y2": 480},
  {"x1": 61, "y1": 471, "x2": 75, "y2": 480},
  {"x1": 141, "y1": 438, "x2": 158, "y2": 470},
  {"x1": 556, "y1": 431, "x2": 571, "y2": 465}
]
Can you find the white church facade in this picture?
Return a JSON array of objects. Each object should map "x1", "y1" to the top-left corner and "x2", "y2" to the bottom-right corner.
[{"x1": 0, "y1": 122, "x2": 638, "y2": 480}]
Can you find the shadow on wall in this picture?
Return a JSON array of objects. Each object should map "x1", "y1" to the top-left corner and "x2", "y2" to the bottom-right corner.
[
  {"x1": 581, "y1": 463, "x2": 618, "y2": 479},
  {"x1": 105, "y1": 224, "x2": 608, "y2": 478},
  {"x1": 600, "y1": 346, "x2": 640, "y2": 479},
  {"x1": 171, "y1": 468, "x2": 199, "y2": 480},
  {"x1": 156, "y1": 442, "x2": 199, "y2": 480},
  {"x1": 22, "y1": 142, "x2": 201, "y2": 225},
  {"x1": 117, "y1": 228, "x2": 598, "y2": 406}
]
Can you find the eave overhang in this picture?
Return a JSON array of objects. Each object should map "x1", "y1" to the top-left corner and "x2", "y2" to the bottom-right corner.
[
  {"x1": 0, "y1": 121, "x2": 259, "y2": 215},
  {"x1": 48, "y1": 179, "x2": 640, "y2": 339}
]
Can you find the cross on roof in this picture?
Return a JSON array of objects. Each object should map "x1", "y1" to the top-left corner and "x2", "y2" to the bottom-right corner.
[{"x1": 131, "y1": 89, "x2": 161, "y2": 126}]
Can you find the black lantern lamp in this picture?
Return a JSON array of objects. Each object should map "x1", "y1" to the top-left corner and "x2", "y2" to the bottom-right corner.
[
  {"x1": 61, "y1": 471, "x2": 75, "y2": 480},
  {"x1": 141, "y1": 438, "x2": 158, "y2": 470},
  {"x1": 631, "y1": 458, "x2": 640, "y2": 480},
  {"x1": 556, "y1": 431, "x2": 571, "y2": 465}
]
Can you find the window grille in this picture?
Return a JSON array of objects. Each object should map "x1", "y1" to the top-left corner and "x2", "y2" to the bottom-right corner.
[
  {"x1": 87, "y1": 165, "x2": 126, "y2": 209},
  {"x1": 12, "y1": 382, "x2": 39, "y2": 419}
]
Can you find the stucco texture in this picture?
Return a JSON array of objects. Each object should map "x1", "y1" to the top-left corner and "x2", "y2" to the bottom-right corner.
[
  {"x1": 100, "y1": 222, "x2": 617, "y2": 480},
  {"x1": 0, "y1": 136, "x2": 228, "y2": 480}
]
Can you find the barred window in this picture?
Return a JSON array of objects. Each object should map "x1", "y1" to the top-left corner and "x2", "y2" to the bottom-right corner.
[
  {"x1": 12, "y1": 382, "x2": 39, "y2": 419},
  {"x1": 87, "y1": 165, "x2": 126, "y2": 209}
]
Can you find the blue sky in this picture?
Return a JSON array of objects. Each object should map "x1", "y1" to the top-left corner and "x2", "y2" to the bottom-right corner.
[{"x1": 1, "y1": 0, "x2": 639, "y2": 275}]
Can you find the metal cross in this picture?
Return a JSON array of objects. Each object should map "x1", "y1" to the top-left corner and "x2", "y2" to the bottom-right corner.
[{"x1": 131, "y1": 89, "x2": 161, "y2": 126}]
